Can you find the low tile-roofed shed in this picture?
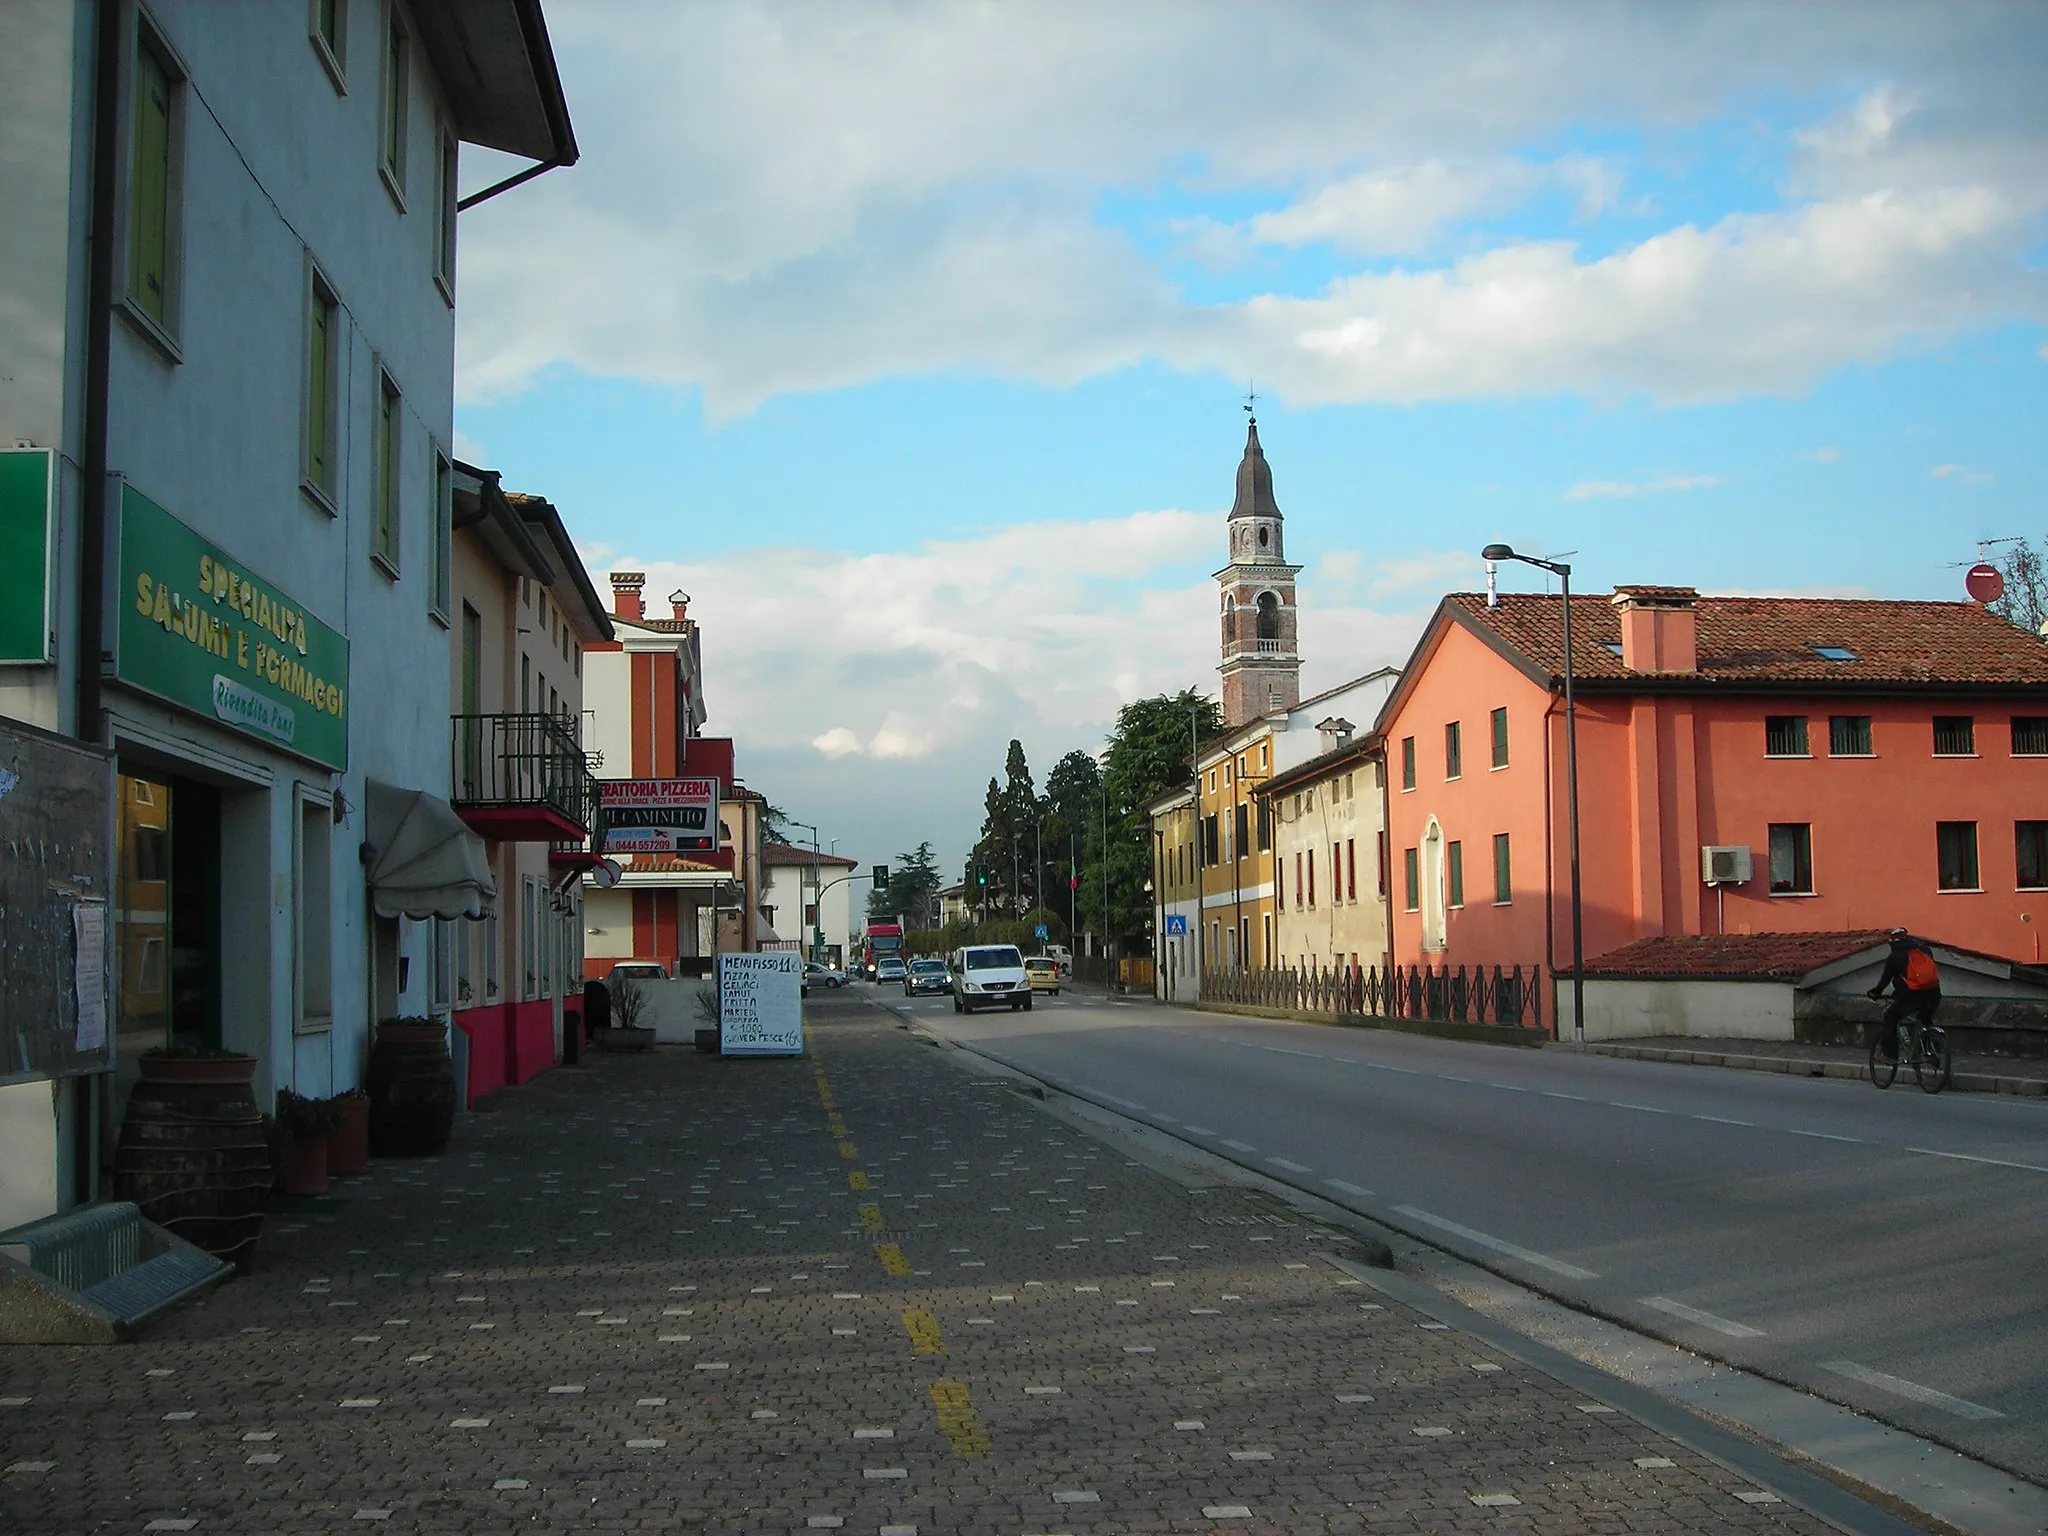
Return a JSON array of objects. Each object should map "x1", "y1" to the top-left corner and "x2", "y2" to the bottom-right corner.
[
  {"x1": 1447, "y1": 593, "x2": 2048, "y2": 691},
  {"x1": 1581, "y1": 931, "x2": 1894, "y2": 980}
]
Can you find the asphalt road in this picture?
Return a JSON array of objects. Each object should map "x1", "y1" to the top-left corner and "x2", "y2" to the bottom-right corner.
[{"x1": 866, "y1": 981, "x2": 2048, "y2": 1485}]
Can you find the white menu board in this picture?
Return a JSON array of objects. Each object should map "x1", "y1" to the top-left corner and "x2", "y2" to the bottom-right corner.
[{"x1": 717, "y1": 951, "x2": 805, "y2": 1056}]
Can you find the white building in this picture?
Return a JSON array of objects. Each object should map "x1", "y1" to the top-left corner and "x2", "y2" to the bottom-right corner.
[
  {"x1": 759, "y1": 843, "x2": 858, "y2": 965},
  {"x1": 0, "y1": 0, "x2": 575, "y2": 1228}
]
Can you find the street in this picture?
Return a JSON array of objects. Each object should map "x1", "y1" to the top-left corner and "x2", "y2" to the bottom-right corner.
[{"x1": 883, "y1": 983, "x2": 2048, "y2": 1485}]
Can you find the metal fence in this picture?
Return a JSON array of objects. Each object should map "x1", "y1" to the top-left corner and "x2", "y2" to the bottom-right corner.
[{"x1": 1200, "y1": 961, "x2": 1545, "y2": 1033}]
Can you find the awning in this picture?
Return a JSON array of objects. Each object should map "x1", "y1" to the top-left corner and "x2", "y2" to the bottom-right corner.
[{"x1": 366, "y1": 779, "x2": 498, "y2": 920}]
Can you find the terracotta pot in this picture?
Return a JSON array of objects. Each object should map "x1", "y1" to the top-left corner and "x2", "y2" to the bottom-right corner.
[
  {"x1": 277, "y1": 1132, "x2": 329, "y2": 1196},
  {"x1": 327, "y1": 1095, "x2": 370, "y2": 1175}
]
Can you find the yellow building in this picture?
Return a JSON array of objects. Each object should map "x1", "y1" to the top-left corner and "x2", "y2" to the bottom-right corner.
[{"x1": 1258, "y1": 724, "x2": 1391, "y2": 979}]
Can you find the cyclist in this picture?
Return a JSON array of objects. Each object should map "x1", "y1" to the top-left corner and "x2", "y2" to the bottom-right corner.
[{"x1": 1867, "y1": 928, "x2": 1940, "y2": 1062}]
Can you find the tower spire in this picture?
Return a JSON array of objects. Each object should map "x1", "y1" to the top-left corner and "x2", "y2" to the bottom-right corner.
[{"x1": 1214, "y1": 408, "x2": 1303, "y2": 728}]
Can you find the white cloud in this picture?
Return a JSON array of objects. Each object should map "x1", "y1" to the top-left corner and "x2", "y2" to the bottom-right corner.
[
  {"x1": 1810, "y1": 446, "x2": 1839, "y2": 461},
  {"x1": 1565, "y1": 475, "x2": 1725, "y2": 503},
  {"x1": 455, "y1": 3, "x2": 2048, "y2": 414},
  {"x1": 581, "y1": 509, "x2": 1436, "y2": 873},
  {"x1": 1931, "y1": 462, "x2": 1995, "y2": 484}
]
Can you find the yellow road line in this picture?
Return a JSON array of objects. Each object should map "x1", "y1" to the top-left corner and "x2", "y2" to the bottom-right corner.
[
  {"x1": 875, "y1": 1242, "x2": 913, "y2": 1278},
  {"x1": 847, "y1": 1169, "x2": 869, "y2": 1192},
  {"x1": 901, "y1": 1307, "x2": 946, "y2": 1355},
  {"x1": 838, "y1": 1139, "x2": 860, "y2": 1160},
  {"x1": 928, "y1": 1379, "x2": 990, "y2": 1456},
  {"x1": 857, "y1": 1202, "x2": 885, "y2": 1235}
]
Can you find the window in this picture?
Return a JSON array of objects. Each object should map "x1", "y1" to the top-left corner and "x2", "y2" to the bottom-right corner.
[
  {"x1": 1444, "y1": 721, "x2": 1462, "y2": 779},
  {"x1": 311, "y1": 0, "x2": 348, "y2": 87},
  {"x1": 1307, "y1": 848, "x2": 1315, "y2": 907},
  {"x1": 522, "y1": 878, "x2": 537, "y2": 996},
  {"x1": 1293, "y1": 851, "x2": 1303, "y2": 908},
  {"x1": 126, "y1": 26, "x2": 184, "y2": 341},
  {"x1": 1376, "y1": 831, "x2": 1388, "y2": 896},
  {"x1": 1490, "y1": 707, "x2": 1509, "y2": 769},
  {"x1": 379, "y1": 0, "x2": 410, "y2": 201},
  {"x1": 303, "y1": 271, "x2": 340, "y2": 506},
  {"x1": 1767, "y1": 823, "x2": 1813, "y2": 894},
  {"x1": 1234, "y1": 802, "x2": 1249, "y2": 862},
  {"x1": 484, "y1": 910, "x2": 500, "y2": 998},
  {"x1": 1255, "y1": 800, "x2": 1270, "y2": 851},
  {"x1": 1936, "y1": 822, "x2": 1979, "y2": 892},
  {"x1": 432, "y1": 918, "x2": 453, "y2": 1016},
  {"x1": 1346, "y1": 838, "x2": 1357, "y2": 902},
  {"x1": 1764, "y1": 716, "x2": 1809, "y2": 757},
  {"x1": 296, "y1": 794, "x2": 333, "y2": 1030},
  {"x1": 1933, "y1": 716, "x2": 1975, "y2": 756},
  {"x1": 429, "y1": 450, "x2": 451, "y2": 620},
  {"x1": 1259, "y1": 742, "x2": 1268, "y2": 769},
  {"x1": 2012, "y1": 717, "x2": 2048, "y2": 756},
  {"x1": 1403, "y1": 848, "x2": 1419, "y2": 911},
  {"x1": 1202, "y1": 813, "x2": 1218, "y2": 866},
  {"x1": 455, "y1": 916, "x2": 474, "y2": 1007},
  {"x1": 1446, "y1": 840, "x2": 1464, "y2": 908},
  {"x1": 1492, "y1": 833, "x2": 1511, "y2": 904},
  {"x1": 2017, "y1": 822, "x2": 2048, "y2": 891},
  {"x1": 1828, "y1": 715, "x2": 1872, "y2": 756},
  {"x1": 434, "y1": 128, "x2": 458, "y2": 298},
  {"x1": 1813, "y1": 645, "x2": 1858, "y2": 662},
  {"x1": 1400, "y1": 736, "x2": 1415, "y2": 791},
  {"x1": 372, "y1": 370, "x2": 400, "y2": 571}
]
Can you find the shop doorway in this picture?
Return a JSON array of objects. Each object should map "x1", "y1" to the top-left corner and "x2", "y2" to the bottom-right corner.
[{"x1": 115, "y1": 772, "x2": 222, "y2": 1059}]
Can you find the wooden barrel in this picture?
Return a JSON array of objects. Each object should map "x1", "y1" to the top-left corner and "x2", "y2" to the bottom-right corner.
[
  {"x1": 112, "y1": 1057, "x2": 269, "y2": 1269},
  {"x1": 367, "y1": 1024, "x2": 457, "y2": 1156}
]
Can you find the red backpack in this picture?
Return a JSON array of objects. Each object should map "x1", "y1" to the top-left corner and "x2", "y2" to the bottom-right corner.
[{"x1": 1903, "y1": 947, "x2": 1939, "y2": 992}]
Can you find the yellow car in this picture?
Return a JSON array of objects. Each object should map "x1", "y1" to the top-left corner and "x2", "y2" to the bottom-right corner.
[{"x1": 1025, "y1": 957, "x2": 1061, "y2": 995}]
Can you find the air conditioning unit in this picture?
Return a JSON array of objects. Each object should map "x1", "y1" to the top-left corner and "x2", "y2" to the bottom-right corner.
[{"x1": 1701, "y1": 845, "x2": 1752, "y2": 886}]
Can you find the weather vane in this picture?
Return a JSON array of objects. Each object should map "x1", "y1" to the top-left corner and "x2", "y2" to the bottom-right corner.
[{"x1": 1244, "y1": 381, "x2": 1257, "y2": 423}]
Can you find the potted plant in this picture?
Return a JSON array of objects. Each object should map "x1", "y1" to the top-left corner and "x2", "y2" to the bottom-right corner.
[
  {"x1": 327, "y1": 1088, "x2": 371, "y2": 1175},
  {"x1": 273, "y1": 1090, "x2": 346, "y2": 1196}
]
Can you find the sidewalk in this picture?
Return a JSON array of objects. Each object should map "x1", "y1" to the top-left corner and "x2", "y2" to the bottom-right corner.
[
  {"x1": 1561, "y1": 1035, "x2": 2048, "y2": 1097},
  {"x1": 3, "y1": 996, "x2": 1882, "y2": 1534}
]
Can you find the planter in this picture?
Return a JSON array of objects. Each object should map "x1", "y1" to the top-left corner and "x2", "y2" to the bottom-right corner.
[
  {"x1": 113, "y1": 1053, "x2": 268, "y2": 1269},
  {"x1": 327, "y1": 1094, "x2": 370, "y2": 1175},
  {"x1": 277, "y1": 1132, "x2": 329, "y2": 1196},
  {"x1": 367, "y1": 1022, "x2": 457, "y2": 1157}
]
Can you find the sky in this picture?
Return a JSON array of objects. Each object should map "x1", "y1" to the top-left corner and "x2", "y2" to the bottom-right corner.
[{"x1": 451, "y1": 1, "x2": 2048, "y2": 886}]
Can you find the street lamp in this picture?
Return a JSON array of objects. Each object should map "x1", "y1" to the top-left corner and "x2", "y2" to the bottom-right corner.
[
  {"x1": 787, "y1": 818, "x2": 823, "y2": 963},
  {"x1": 1481, "y1": 544, "x2": 1584, "y2": 1041}
]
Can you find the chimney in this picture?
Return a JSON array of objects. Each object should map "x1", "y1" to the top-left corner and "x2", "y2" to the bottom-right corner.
[
  {"x1": 1610, "y1": 586, "x2": 1698, "y2": 673},
  {"x1": 1316, "y1": 716, "x2": 1354, "y2": 751},
  {"x1": 609, "y1": 571, "x2": 645, "y2": 621},
  {"x1": 669, "y1": 589, "x2": 691, "y2": 623}
]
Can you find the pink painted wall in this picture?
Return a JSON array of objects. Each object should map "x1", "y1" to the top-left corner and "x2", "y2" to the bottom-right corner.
[
  {"x1": 1387, "y1": 614, "x2": 2048, "y2": 972},
  {"x1": 453, "y1": 1000, "x2": 559, "y2": 1108}
]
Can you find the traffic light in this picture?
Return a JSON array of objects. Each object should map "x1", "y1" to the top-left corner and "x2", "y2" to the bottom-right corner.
[
  {"x1": 976, "y1": 866, "x2": 987, "y2": 887},
  {"x1": 873, "y1": 864, "x2": 889, "y2": 888}
]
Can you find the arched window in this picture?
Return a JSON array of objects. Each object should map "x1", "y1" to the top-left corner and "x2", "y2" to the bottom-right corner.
[{"x1": 1256, "y1": 591, "x2": 1280, "y2": 641}]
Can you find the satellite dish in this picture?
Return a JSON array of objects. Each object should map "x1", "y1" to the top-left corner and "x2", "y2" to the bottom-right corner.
[{"x1": 1965, "y1": 562, "x2": 2004, "y2": 604}]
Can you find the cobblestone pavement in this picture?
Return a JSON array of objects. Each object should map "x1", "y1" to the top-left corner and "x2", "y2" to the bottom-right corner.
[{"x1": 3, "y1": 995, "x2": 1855, "y2": 1534}]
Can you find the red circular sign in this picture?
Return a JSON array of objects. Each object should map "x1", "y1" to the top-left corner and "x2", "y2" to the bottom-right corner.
[{"x1": 1965, "y1": 562, "x2": 2004, "y2": 603}]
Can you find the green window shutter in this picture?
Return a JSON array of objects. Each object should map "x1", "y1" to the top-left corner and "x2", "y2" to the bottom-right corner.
[
  {"x1": 1493, "y1": 833, "x2": 1511, "y2": 903},
  {"x1": 375, "y1": 385, "x2": 398, "y2": 563},
  {"x1": 1403, "y1": 847, "x2": 1419, "y2": 910},
  {"x1": 129, "y1": 47, "x2": 172, "y2": 324},
  {"x1": 1447, "y1": 841, "x2": 1464, "y2": 907},
  {"x1": 1491, "y1": 707, "x2": 1509, "y2": 768},
  {"x1": 306, "y1": 297, "x2": 330, "y2": 490}
]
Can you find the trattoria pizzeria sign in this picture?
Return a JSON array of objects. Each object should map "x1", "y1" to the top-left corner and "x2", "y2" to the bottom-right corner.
[{"x1": 114, "y1": 485, "x2": 350, "y2": 769}]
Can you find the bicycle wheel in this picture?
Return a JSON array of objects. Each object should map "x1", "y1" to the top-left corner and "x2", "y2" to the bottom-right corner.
[
  {"x1": 1915, "y1": 1027, "x2": 1950, "y2": 1094},
  {"x1": 1868, "y1": 1032, "x2": 1898, "y2": 1089}
]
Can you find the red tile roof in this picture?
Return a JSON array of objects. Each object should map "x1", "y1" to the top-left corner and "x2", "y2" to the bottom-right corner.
[
  {"x1": 1451, "y1": 593, "x2": 2048, "y2": 688},
  {"x1": 1581, "y1": 931, "x2": 1894, "y2": 979},
  {"x1": 760, "y1": 841, "x2": 857, "y2": 868}
]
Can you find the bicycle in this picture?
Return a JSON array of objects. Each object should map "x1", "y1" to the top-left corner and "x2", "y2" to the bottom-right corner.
[{"x1": 1868, "y1": 1015, "x2": 1949, "y2": 1093}]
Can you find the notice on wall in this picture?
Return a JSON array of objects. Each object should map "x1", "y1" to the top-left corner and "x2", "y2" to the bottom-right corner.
[
  {"x1": 717, "y1": 951, "x2": 805, "y2": 1056},
  {"x1": 72, "y1": 901, "x2": 108, "y2": 1053}
]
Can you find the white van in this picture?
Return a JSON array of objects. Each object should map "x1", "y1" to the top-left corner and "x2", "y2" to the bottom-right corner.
[{"x1": 951, "y1": 944, "x2": 1032, "y2": 1013}]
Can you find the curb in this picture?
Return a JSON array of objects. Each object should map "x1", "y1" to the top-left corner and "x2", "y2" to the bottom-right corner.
[
  {"x1": 1191, "y1": 999, "x2": 1547, "y2": 1048},
  {"x1": 1561, "y1": 1040, "x2": 2048, "y2": 1097}
]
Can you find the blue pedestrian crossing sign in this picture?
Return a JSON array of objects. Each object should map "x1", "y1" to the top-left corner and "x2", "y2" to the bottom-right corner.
[
  {"x1": 1164, "y1": 914, "x2": 1188, "y2": 936},
  {"x1": 1033, "y1": 924, "x2": 1049, "y2": 940}
]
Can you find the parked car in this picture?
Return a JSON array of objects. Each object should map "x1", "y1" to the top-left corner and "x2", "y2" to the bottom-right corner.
[
  {"x1": 951, "y1": 944, "x2": 1031, "y2": 1013},
  {"x1": 904, "y1": 957, "x2": 950, "y2": 996},
  {"x1": 805, "y1": 962, "x2": 848, "y2": 989},
  {"x1": 1042, "y1": 944, "x2": 1073, "y2": 977},
  {"x1": 875, "y1": 956, "x2": 909, "y2": 984},
  {"x1": 1024, "y1": 957, "x2": 1061, "y2": 995},
  {"x1": 607, "y1": 961, "x2": 668, "y2": 984}
]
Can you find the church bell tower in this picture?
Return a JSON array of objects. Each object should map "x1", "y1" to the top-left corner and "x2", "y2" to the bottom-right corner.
[{"x1": 1215, "y1": 411, "x2": 1303, "y2": 728}]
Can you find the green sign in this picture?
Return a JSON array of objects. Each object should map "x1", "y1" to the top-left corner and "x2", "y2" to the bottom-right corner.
[
  {"x1": 0, "y1": 449, "x2": 55, "y2": 663},
  {"x1": 115, "y1": 484, "x2": 350, "y2": 769}
]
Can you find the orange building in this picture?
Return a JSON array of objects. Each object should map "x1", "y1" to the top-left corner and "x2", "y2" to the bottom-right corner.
[{"x1": 1379, "y1": 588, "x2": 2048, "y2": 1005}]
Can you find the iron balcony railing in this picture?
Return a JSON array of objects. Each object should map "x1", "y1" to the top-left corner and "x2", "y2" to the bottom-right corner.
[{"x1": 451, "y1": 712, "x2": 593, "y2": 834}]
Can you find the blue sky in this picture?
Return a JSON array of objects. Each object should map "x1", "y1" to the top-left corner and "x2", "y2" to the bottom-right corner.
[{"x1": 453, "y1": 2, "x2": 2047, "y2": 896}]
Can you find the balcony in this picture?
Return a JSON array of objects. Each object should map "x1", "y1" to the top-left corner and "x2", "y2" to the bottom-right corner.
[{"x1": 451, "y1": 713, "x2": 594, "y2": 845}]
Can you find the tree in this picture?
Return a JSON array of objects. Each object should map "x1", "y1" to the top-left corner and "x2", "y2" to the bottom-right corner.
[
  {"x1": 760, "y1": 803, "x2": 797, "y2": 845},
  {"x1": 1001, "y1": 739, "x2": 1038, "y2": 915},
  {"x1": 1990, "y1": 537, "x2": 2047, "y2": 637},
  {"x1": 869, "y1": 841, "x2": 944, "y2": 925},
  {"x1": 1041, "y1": 749, "x2": 1101, "y2": 931},
  {"x1": 1078, "y1": 689, "x2": 1222, "y2": 951}
]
